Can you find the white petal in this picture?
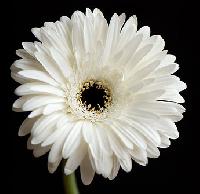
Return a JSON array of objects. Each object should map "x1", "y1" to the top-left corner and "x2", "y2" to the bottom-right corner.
[
  {"x1": 113, "y1": 119, "x2": 147, "y2": 149},
  {"x1": 167, "y1": 115, "x2": 183, "y2": 122},
  {"x1": 108, "y1": 121, "x2": 133, "y2": 149},
  {"x1": 13, "y1": 96, "x2": 31, "y2": 109},
  {"x1": 124, "y1": 108, "x2": 159, "y2": 121},
  {"x1": 48, "y1": 157, "x2": 62, "y2": 173},
  {"x1": 127, "y1": 77, "x2": 155, "y2": 93},
  {"x1": 155, "y1": 118, "x2": 179, "y2": 139},
  {"x1": 33, "y1": 145, "x2": 51, "y2": 158},
  {"x1": 118, "y1": 157, "x2": 132, "y2": 173},
  {"x1": 126, "y1": 44, "x2": 154, "y2": 73},
  {"x1": 31, "y1": 120, "x2": 56, "y2": 144},
  {"x1": 22, "y1": 42, "x2": 37, "y2": 56},
  {"x1": 84, "y1": 17, "x2": 94, "y2": 53},
  {"x1": 54, "y1": 21, "x2": 73, "y2": 56},
  {"x1": 102, "y1": 14, "x2": 120, "y2": 64},
  {"x1": 56, "y1": 114, "x2": 73, "y2": 129},
  {"x1": 132, "y1": 101, "x2": 185, "y2": 115},
  {"x1": 12, "y1": 59, "x2": 42, "y2": 71},
  {"x1": 94, "y1": 12, "x2": 108, "y2": 43},
  {"x1": 106, "y1": 128, "x2": 132, "y2": 172},
  {"x1": 119, "y1": 13, "x2": 126, "y2": 27},
  {"x1": 144, "y1": 35, "x2": 165, "y2": 58},
  {"x1": 39, "y1": 27, "x2": 69, "y2": 54},
  {"x1": 147, "y1": 143, "x2": 160, "y2": 158},
  {"x1": 108, "y1": 156, "x2": 120, "y2": 180},
  {"x1": 71, "y1": 16, "x2": 84, "y2": 59},
  {"x1": 27, "y1": 135, "x2": 35, "y2": 150},
  {"x1": 34, "y1": 49, "x2": 66, "y2": 85},
  {"x1": 127, "y1": 118, "x2": 161, "y2": 146},
  {"x1": 154, "y1": 63, "x2": 179, "y2": 75},
  {"x1": 137, "y1": 26, "x2": 150, "y2": 40},
  {"x1": 18, "y1": 117, "x2": 38, "y2": 136},
  {"x1": 64, "y1": 142, "x2": 87, "y2": 175},
  {"x1": 159, "y1": 90, "x2": 185, "y2": 103},
  {"x1": 31, "y1": 112, "x2": 62, "y2": 136},
  {"x1": 82, "y1": 122, "x2": 100, "y2": 160},
  {"x1": 134, "y1": 89, "x2": 165, "y2": 101},
  {"x1": 49, "y1": 47, "x2": 73, "y2": 79},
  {"x1": 22, "y1": 96, "x2": 65, "y2": 111},
  {"x1": 80, "y1": 152, "x2": 95, "y2": 185},
  {"x1": 159, "y1": 134, "x2": 171, "y2": 148},
  {"x1": 41, "y1": 117, "x2": 72, "y2": 147},
  {"x1": 94, "y1": 123, "x2": 113, "y2": 155},
  {"x1": 96, "y1": 155, "x2": 113, "y2": 178},
  {"x1": 93, "y1": 8, "x2": 104, "y2": 17},
  {"x1": 48, "y1": 123, "x2": 74, "y2": 172},
  {"x1": 145, "y1": 76, "x2": 186, "y2": 92},
  {"x1": 62, "y1": 121, "x2": 83, "y2": 159},
  {"x1": 130, "y1": 60, "x2": 160, "y2": 82},
  {"x1": 118, "y1": 16, "x2": 137, "y2": 50},
  {"x1": 11, "y1": 72, "x2": 27, "y2": 84},
  {"x1": 28, "y1": 107, "x2": 44, "y2": 118},
  {"x1": 161, "y1": 54, "x2": 176, "y2": 65},
  {"x1": 16, "y1": 49, "x2": 34, "y2": 59},
  {"x1": 41, "y1": 128, "x2": 64, "y2": 147},
  {"x1": 18, "y1": 70, "x2": 59, "y2": 87},
  {"x1": 82, "y1": 122, "x2": 113, "y2": 176},
  {"x1": 129, "y1": 147, "x2": 147, "y2": 166},
  {"x1": 60, "y1": 16, "x2": 71, "y2": 31},
  {"x1": 15, "y1": 82, "x2": 65, "y2": 97},
  {"x1": 43, "y1": 103, "x2": 65, "y2": 115},
  {"x1": 31, "y1": 28, "x2": 42, "y2": 41},
  {"x1": 82, "y1": 120, "x2": 94, "y2": 144},
  {"x1": 116, "y1": 34, "x2": 143, "y2": 67},
  {"x1": 86, "y1": 8, "x2": 94, "y2": 21}
]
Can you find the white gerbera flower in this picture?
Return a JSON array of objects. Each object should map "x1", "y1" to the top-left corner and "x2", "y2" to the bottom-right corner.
[{"x1": 11, "y1": 8, "x2": 186, "y2": 185}]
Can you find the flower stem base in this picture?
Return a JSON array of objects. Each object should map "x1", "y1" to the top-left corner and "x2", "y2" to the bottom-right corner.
[{"x1": 63, "y1": 171, "x2": 79, "y2": 194}]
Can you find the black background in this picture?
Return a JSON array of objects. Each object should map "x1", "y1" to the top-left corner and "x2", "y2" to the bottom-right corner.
[{"x1": 1, "y1": 0, "x2": 198, "y2": 194}]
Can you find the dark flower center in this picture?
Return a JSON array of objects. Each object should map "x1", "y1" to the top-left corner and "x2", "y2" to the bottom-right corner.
[{"x1": 78, "y1": 80, "x2": 112, "y2": 112}]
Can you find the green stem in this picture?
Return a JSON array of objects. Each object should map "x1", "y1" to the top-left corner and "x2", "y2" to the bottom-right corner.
[{"x1": 63, "y1": 172, "x2": 79, "y2": 194}]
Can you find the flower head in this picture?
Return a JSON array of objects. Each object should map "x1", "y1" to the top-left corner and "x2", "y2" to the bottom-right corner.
[{"x1": 11, "y1": 8, "x2": 186, "y2": 185}]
